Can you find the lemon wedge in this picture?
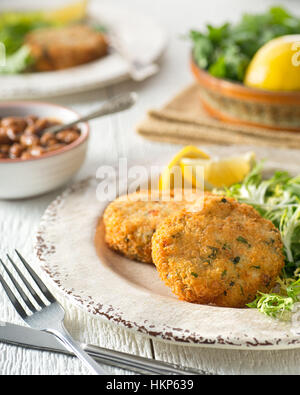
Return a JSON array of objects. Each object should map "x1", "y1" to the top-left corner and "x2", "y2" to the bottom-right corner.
[
  {"x1": 244, "y1": 35, "x2": 300, "y2": 91},
  {"x1": 159, "y1": 146, "x2": 210, "y2": 190},
  {"x1": 44, "y1": 0, "x2": 88, "y2": 24},
  {"x1": 180, "y1": 151, "x2": 256, "y2": 190}
]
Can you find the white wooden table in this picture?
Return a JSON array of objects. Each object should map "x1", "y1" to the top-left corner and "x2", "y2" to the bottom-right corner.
[{"x1": 1, "y1": 0, "x2": 300, "y2": 375}]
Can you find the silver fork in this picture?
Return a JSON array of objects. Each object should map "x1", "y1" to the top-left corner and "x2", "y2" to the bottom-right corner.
[{"x1": 0, "y1": 250, "x2": 106, "y2": 375}]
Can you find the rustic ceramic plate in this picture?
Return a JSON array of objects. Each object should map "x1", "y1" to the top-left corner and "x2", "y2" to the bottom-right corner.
[
  {"x1": 35, "y1": 150, "x2": 300, "y2": 350},
  {"x1": 0, "y1": 1, "x2": 167, "y2": 99}
]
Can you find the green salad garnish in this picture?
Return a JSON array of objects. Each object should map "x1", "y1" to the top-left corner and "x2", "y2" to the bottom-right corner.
[
  {"x1": 0, "y1": 12, "x2": 55, "y2": 74},
  {"x1": 190, "y1": 6, "x2": 300, "y2": 82},
  {"x1": 217, "y1": 161, "x2": 300, "y2": 320},
  {"x1": 0, "y1": 45, "x2": 33, "y2": 74},
  {"x1": 247, "y1": 278, "x2": 300, "y2": 320}
]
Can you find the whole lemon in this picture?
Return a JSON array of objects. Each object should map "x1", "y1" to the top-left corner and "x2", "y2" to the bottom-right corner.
[{"x1": 244, "y1": 35, "x2": 300, "y2": 91}]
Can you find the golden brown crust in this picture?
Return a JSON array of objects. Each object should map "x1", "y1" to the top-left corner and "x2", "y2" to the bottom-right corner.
[
  {"x1": 152, "y1": 196, "x2": 285, "y2": 308},
  {"x1": 103, "y1": 190, "x2": 210, "y2": 264},
  {"x1": 26, "y1": 25, "x2": 108, "y2": 71}
]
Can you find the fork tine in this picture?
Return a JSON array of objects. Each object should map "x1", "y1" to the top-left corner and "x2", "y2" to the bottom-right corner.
[
  {"x1": 14, "y1": 250, "x2": 56, "y2": 304},
  {"x1": 0, "y1": 259, "x2": 37, "y2": 313},
  {"x1": 0, "y1": 273, "x2": 28, "y2": 319},
  {"x1": 6, "y1": 254, "x2": 47, "y2": 308}
]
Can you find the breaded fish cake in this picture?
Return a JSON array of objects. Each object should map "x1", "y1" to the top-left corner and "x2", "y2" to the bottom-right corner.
[
  {"x1": 26, "y1": 25, "x2": 108, "y2": 71},
  {"x1": 152, "y1": 196, "x2": 284, "y2": 308},
  {"x1": 103, "y1": 190, "x2": 209, "y2": 264}
]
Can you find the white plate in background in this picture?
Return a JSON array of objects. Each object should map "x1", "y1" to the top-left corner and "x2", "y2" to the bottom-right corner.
[{"x1": 0, "y1": 1, "x2": 167, "y2": 99}]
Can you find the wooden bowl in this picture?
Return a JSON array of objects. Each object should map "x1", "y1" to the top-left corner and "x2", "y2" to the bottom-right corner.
[{"x1": 191, "y1": 58, "x2": 300, "y2": 131}]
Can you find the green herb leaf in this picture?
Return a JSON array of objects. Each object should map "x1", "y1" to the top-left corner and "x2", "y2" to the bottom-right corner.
[
  {"x1": 237, "y1": 236, "x2": 251, "y2": 247},
  {"x1": 231, "y1": 256, "x2": 240, "y2": 265}
]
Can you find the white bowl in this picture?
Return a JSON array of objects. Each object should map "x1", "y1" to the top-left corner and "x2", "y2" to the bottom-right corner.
[{"x1": 0, "y1": 101, "x2": 89, "y2": 199}]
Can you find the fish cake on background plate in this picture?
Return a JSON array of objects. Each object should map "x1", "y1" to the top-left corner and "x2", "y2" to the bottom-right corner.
[
  {"x1": 152, "y1": 196, "x2": 285, "y2": 308},
  {"x1": 103, "y1": 189, "x2": 210, "y2": 264},
  {"x1": 26, "y1": 25, "x2": 108, "y2": 71}
]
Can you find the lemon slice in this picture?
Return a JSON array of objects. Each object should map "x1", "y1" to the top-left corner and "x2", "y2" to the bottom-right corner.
[
  {"x1": 44, "y1": 0, "x2": 88, "y2": 24},
  {"x1": 159, "y1": 146, "x2": 210, "y2": 190},
  {"x1": 180, "y1": 151, "x2": 256, "y2": 190},
  {"x1": 244, "y1": 35, "x2": 300, "y2": 91}
]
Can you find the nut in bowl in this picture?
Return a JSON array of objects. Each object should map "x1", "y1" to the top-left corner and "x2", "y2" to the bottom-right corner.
[{"x1": 0, "y1": 102, "x2": 89, "y2": 199}]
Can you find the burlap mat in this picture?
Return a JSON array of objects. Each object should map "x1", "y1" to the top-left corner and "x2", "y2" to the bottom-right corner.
[{"x1": 137, "y1": 83, "x2": 300, "y2": 148}]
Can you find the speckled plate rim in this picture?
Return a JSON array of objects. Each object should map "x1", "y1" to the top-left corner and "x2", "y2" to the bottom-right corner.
[{"x1": 34, "y1": 166, "x2": 300, "y2": 350}]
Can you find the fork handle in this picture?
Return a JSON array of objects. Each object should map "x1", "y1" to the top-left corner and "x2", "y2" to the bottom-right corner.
[
  {"x1": 45, "y1": 324, "x2": 106, "y2": 375},
  {"x1": 44, "y1": 92, "x2": 137, "y2": 135}
]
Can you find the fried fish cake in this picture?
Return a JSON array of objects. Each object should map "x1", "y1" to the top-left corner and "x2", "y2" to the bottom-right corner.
[
  {"x1": 103, "y1": 190, "x2": 208, "y2": 264},
  {"x1": 152, "y1": 196, "x2": 284, "y2": 308},
  {"x1": 26, "y1": 25, "x2": 108, "y2": 71}
]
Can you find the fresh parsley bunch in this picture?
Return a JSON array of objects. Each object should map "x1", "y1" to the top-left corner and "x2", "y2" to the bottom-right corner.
[{"x1": 190, "y1": 6, "x2": 300, "y2": 82}]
